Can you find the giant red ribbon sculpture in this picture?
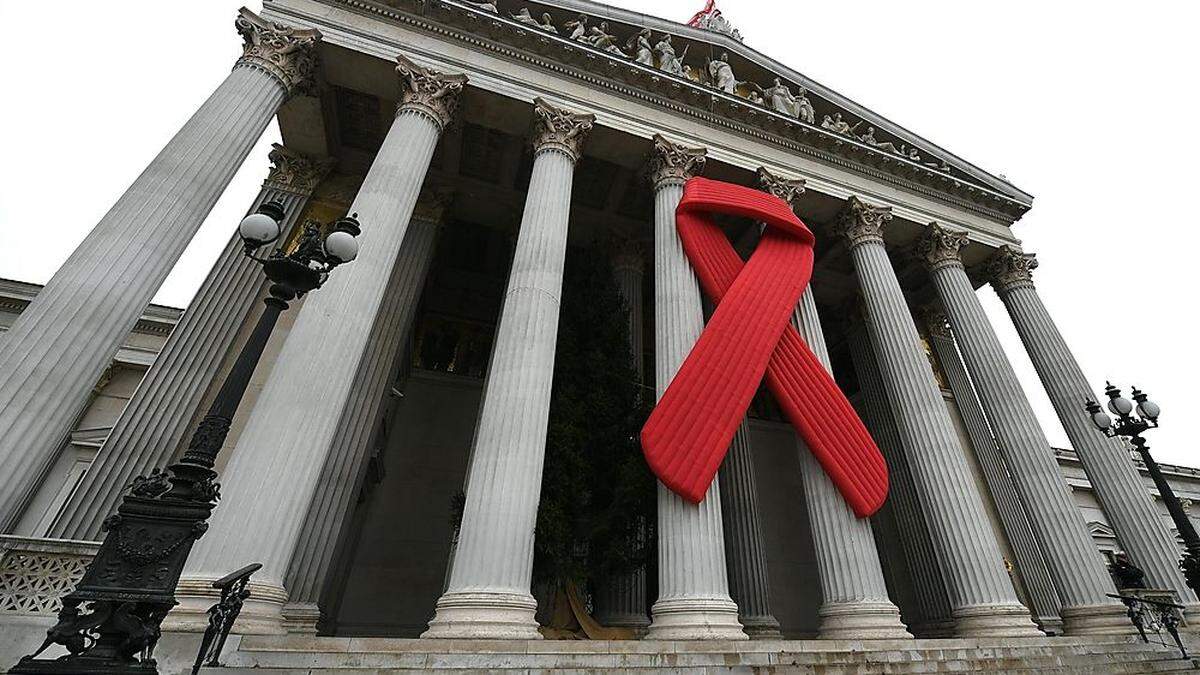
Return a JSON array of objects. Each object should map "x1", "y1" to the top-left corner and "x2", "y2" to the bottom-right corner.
[{"x1": 640, "y1": 177, "x2": 888, "y2": 518}]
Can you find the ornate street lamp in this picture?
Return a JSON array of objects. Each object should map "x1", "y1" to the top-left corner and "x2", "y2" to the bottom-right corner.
[
  {"x1": 12, "y1": 203, "x2": 360, "y2": 675},
  {"x1": 1084, "y1": 383, "x2": 1200, "y2": 594}
]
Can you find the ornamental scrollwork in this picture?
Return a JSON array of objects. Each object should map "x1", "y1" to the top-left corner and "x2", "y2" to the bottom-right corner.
[
  {"x1": 266, "y1": 144, "x2": 334, "y2": 195},
  {"x1": 234, "y1": 8, "x2": 321, "y2": 97},
  {"x1": 916, "y1": 223, "x2": 970, "y2": 271},
  {"x1": 648, "y1": 134, "x2": 707, "y2": 189},
  {"x1": 988, "y1": 245, "x2": 1039, "y2": 293},
  {"x1": 835, "y1": 197, "x2": 893, "y2": 249},
  {"x1": 531, "y1": 98, "x2": 595, "y2": 163},
  {"x1": 757, "y1": 167, "x2": 805, "y2": 206},
  {"x1": 395, "y1": 54, "x2": 469, "y2": 130}
]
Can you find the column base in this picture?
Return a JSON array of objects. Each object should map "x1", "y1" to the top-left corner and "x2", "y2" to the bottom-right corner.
[
  {"x1": 738, "y1": 614, "x2": 781, "y2": 639},
  {"x1": 952, "y1": 603, "x2": 1043, "y2": 638},
  {"x1": 422, "y1": 590, "x2": 542, "y2": 639},
  {"x1": 1059, "y1": 602, "x2": 1138, "y2": 635},
  {"x1": 281, "y1": 601, "x2": 322, "y2": 635},
  {"x1": 907, "y1": 617, "x2": 957, "y2": 638},
  {"x1": 165, "y1": 577, "x2": 288, "y2": 634},
  {"x1": 646, "y1": 597, "x2": 748, "y2": 641},
  {"x1": 594, "y1": 611, "x2": 652, "y2": 634},
  {"x1": 1180, "y1": 603, "x2": 1200, "y2": 630},
  {"x1": 818, "y1": 601, "x2": 912, "y2": 640}
]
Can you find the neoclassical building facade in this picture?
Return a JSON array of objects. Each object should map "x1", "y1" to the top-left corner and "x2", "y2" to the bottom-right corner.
[{"x1": 1, "y1": 0, "x2": 1197, "y2": 670}]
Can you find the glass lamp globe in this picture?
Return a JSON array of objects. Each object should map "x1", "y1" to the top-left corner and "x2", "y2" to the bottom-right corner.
[
  {"x1": 324, "y1": 230, "x2": 359, "y2": 263},
  {"x1": 1091, "y1": 410, "x2": 1113, "y2": 430},
  {"x1": 239, "y1": 212, "x2": 281, "y2": 247},
  {"x1": 1108, "y1": 395, "x2": 1134, "y2": 417},
  {"x1": 1137, "y1": 398, "x2": 1161, "y2": 420}
]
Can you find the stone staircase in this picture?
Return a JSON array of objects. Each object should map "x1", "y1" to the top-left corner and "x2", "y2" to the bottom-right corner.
[{"x1": 197, "y1": 634, "x2": 1200, "y2": 674}]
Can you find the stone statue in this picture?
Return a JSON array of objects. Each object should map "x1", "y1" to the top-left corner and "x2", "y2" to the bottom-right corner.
[
  {"x1": 708, "y1": 52, "x2": 737, "y2": 94},
  {"x1": 463, "y1": 0, "x2": 498, "y2": 13},
  {"x1": 627, "y1": 28, "x2": 655, "y2": 66},
  {"x1": 587, "y1": 21, "x2": 627, "y2": 57},
  {"x1": 746, "y1": 90, "x2": 764, "y2": 106},
  {"x1": 755, "y1": 78, "x2": 814, "y2": 123},
  {"x1": 897, "y1": 144, "x2": 921, "y2": 160},
  {"x1": 858, "y1": 127, "x2": 899, "y2": 153},
  {"x1": 821, "y1": 112, "x2": 860, "y2": 136},
  {"x1": 653, "y1": 34, "x2": 688, "y2": 75},
  {"x1": 565, "y1": 14, "x2": 588, "y2": 42},
  {"x1": 512, "y1": 8, "x2": 557, "y2": 33}
]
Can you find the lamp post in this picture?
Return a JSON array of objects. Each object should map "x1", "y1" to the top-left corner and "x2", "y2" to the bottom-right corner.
[
  {"x1": 12, "y1": 203, "x2": 361, "y2": 675},
  {"x1": 1084, "y1": 383, "x2": 1200, "y2": 594}
]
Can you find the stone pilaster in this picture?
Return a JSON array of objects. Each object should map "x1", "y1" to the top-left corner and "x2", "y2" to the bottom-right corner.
[
  {"x1": 49, "y1": 145, "x2": 330, "y2": 542},
  {"x1": 837, "y1": 200, "x2": 1039, "y2": 638},
  {"x1": 423, "y1": 99, "x2": 593, "y2": 639},
  {"x1": 172, "y1": 55, "x2": 464, "y2": 634},
  {"x1": 718, "y1": 422, "x2": 781, "y2": 637},
  {"x1": 922, "y1": 228, "x2": 1131, "y2": 635},
  {"x1": 592, "y1": 241, "x2": 651, "y2": 631},
  {"x1": 281, "y1": 191, "x2": 447, "y2": 633},
  {"x1": 919, "y1": 307, "x2": 1064, "y2": 634},
  {"x1": 644, "y1": 135, "x2": 746, "y2": 641},
  {"x1": 845, "y1": 320, "x2": 955, "y2": 636},
  {"x1": 989, "y1": 246, "x2": 1200, "y2": 612},
  {"x1": 0, "y1": 9, "x2": 319, "y2": 532}
]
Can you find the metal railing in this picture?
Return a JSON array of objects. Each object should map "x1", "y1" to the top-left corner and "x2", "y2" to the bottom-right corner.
[
  {"x1": 1108, "y1": 592, "x2": 1189, "y2": 659},
  {"x1": 191, "y1": 563, "x2": 262, "y2": 675}
]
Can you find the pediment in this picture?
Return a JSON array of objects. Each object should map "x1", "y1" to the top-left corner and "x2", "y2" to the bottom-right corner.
[{"x1": 347, "y1": 0, "x2": 1031, "y2": 222}]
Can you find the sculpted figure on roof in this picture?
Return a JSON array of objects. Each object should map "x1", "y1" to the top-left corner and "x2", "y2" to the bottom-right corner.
[
  {"x1": 587, "y1": 21, "x2": 627, "y2": 57},
  {"x1": 708, "y1": 52, "x2": 737, "y2": 93},
  {"x1": 821, "y1": 112, "x2": 861, "y2": 136},
  {"x1": 565, "y1": 14, "x2": 588, "y2": 41},
  {"x1": 512, "y1": 8, "x2": 558, "y2": 33},
  {"x1": 653, "y1": 34, "x2": 688, "y2": 75},
  {"x1": 756, "y1": 78, "x2": 814, "y2": 124},
  {"x1": 628, "y1": 28, "x2": 655, "y2": 66},
  {"x1": 463, "y1": 0, "x2": 498, "y2": 12}
]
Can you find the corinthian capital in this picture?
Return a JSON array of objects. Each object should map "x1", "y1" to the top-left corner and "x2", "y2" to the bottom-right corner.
[
  {"x1": 531, "y1": 98, "x2": 595, "y2": 163},
  {"x1": 756, "y1": 167, "x2": 806, "y2": 207},
  {"x1": 987, "y1": 246, "x2": 1038, "y2": 294},
  {"x1": 916, "y1": 223, "x2": 970, "y2": 272},
  {"x1": 234, "y1": 8, "x2": 321, "y2": 97},
  {"x1": 265, "y1": 144, "x2": 334, "y2": 195},
  {"x1": 834, "y1": 197, "x2": 892, "y2": 249},
  {"x1": 648, "y1": 134, "x2": 707, "y2": 190},
  {"x1": 394, "y1": 55, "x2": 469, "y2": 130},
  {"x1": 918, "y1": 306, "x2": 953, "y2": 339}
]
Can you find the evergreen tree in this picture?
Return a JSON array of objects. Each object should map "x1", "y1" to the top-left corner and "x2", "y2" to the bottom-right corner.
[{"x1": 533, "y1": 246, "x2": 655, "y2": 590}]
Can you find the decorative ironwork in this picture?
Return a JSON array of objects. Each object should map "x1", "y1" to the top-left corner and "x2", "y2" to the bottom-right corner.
[
  {"x1": 1108, "y1": 592, "x2": 1189, "y2": 659},
  {"x1": 11, "y1": 203, "x2": 359, "y2": 674},
  {"x1": 191, "y1": 563, "x2": 261, "y2": 675}
]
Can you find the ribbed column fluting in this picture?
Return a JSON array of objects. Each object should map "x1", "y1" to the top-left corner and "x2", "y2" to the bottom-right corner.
[
  {"x1": 176, "y1": 56, "x2": 465, "y2": 634},
  {"x1": 50, "y1": 146, "x2": 328, "y2": 542},
  {"x1": 718, "y1": 421, "x2": 781, "y2": 637},
  {"x1": 989, "y1": 246, "x2": 1199, "y2": 614},
  {"x1": 837, "y1": 199, "x2": 1039, "y2": 638},
  {"x1": 921, "y1": 310, "x2": 1065, "y2": 634},
  {"x1": 922, "y1": 232, "x2": 1131, "y2": 635},
  {"x1": 846, "y1": 322, "x2": 954, "y2": 636},
  {"x1": 0, "y1": 18, "x2": 316, "y2": 530},
  {"x1": 643, "y1": 136, "x2": 745, "y2": 641},
  {"x1": 793, "y1": 292, "x2": 910, "y2": 639},
  {"x1": 593, "y1": 244, "x2": 651, "y2": 631},
  {"x1": 281, "y1": 207, "x2": 443, "y2": 633},
  {"x1": 423, "y1": 99, "x2": 594, "y2": 639}
]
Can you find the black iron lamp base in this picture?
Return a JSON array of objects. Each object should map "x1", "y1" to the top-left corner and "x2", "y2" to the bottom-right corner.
[{"x1": 9, "y1": 655, "x2": 159, "y2": 675}]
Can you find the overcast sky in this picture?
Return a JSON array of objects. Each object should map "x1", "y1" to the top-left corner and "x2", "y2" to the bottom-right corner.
[{"x1": 1, "y1": 2, "x2": 1196, "y2": 466}]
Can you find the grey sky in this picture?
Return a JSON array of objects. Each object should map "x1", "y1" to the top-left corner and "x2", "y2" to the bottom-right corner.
[{"x1": 1, "y1": 1, "x2": 1196, "y2": 466}]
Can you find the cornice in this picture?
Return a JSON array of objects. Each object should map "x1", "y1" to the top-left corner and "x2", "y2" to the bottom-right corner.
[{"x1": 282, "y1": 0, "x2": 1028, "y2": 224}]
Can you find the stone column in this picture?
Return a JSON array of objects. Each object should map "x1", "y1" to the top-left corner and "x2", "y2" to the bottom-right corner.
[
  {"x1": 644, "y1": 135, "x2": 746, "y2": 641},
  {"x1": 988, "y1": 247, "x2": 1199, "y2": 610},
  {"x1": 423, "y1": 99, "x2": 594, "y2": 640},
  {"x1": 592, "y1": 242, "x2": 651, "y2": 632},
  {"x1": 836, "y1": 199, "x2": 1040, "y2": 638},
  {"x1": 173, "y1": 55, "x2": 466, "y2": 633},
  {"x1": 0, "y1": 9, "x2": 319, "y2": 533},
  {"x1": 845, "y1": 321, "x2": 955, "y2": 636},
  {"x1": 919, "y1": 307, "x2": 1064, "y2": 634},
  {"x1": 49, "y1": 145, "x2": 331, "y2": 542},
  {"x1": 758, "y1": 165, "x2": 909, "y2": 640},
  {"x1": 718, "y1": 422, "x2": 781, "y2": 637},
  {"x1": 919, "y1": 225, "x2": 1130, "y2": 634},
  {"x1": 281, "y1": 192, "x2": 447, "y2": 633}
]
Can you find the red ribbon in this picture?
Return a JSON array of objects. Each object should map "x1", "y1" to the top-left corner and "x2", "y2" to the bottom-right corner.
[{"x1": 640, "y1": 177, "x2": 888, "y2": 517}]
